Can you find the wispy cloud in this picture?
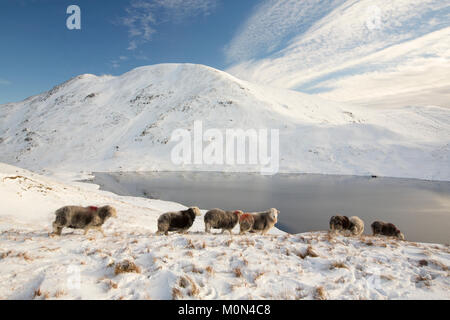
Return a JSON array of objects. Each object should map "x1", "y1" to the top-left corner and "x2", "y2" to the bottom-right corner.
[
  {"x1": 122, "y1": 0, "x2": 218, "y2": 51},
  {"x1": 224, "y1": 0, "x2": 346, "y2": 63},
  {"x1": 110, "y1": 56, "x2": 129, "y2": 69},
  {"x1": 0, "y1": 78, "x2": 11, "y2": 85},
  {"x1": 226, "y1": 0, "x2": 450, "y2": 108}
]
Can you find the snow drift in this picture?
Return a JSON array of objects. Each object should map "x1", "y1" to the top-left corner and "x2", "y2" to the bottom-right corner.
[{"x1": 0, "y1": 63, "x2": 449, "y2": 180}]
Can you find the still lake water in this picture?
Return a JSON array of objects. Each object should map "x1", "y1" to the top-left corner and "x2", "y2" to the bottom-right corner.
[{"x1": 89, "y1": 172, "x2": 450, "y2": 244}]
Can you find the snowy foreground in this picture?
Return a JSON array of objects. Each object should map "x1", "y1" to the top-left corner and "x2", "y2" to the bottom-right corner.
[{"x1": 0, "y1": 162, "x2": 449, "y2": 300}]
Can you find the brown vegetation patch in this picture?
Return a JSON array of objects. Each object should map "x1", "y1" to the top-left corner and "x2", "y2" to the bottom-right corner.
[
  {"x1": 54, "y1": 289, "x2": 66, "y2": 298},
  {"x1": 1, "y1": 250, "x2": 13, "y2": 259},
  {"x1": 418, "y1": 259, "x2": 428, "y2": 267},
  {"x1": 330, "y1": 261, "x2": 349, "y2": 270},
  {"x1": 415, "y1": 275, "x2": 432, "y2": 287},
  {"x1": 178, "y1": 275, "x2": 199, "y2": 297},
  {"x1": 297, "y1": 246, "x2": 319, "y2": 259},
  {"x1": 253, "y1": 271, "x2": 265, "y2": 282},
  {"x1": 33, "y1": 288, "x2": 50, "y2": 299},
  {"x1": 429, "y1": 259, "x2": 448, "y2": 271},
  {"x1": 380, "y1": 274, "x2": 395, "y2": 281},
  {"x1": 114, "y1": 260, "x2": 141, "y2": 275},
  {"x1": 16, "y1": 252, "x2": 33, "y2": 261},
  {"x1": 185, "y1": 239, "x2": 195, "y2": 249},
  {"x1": 314, "y1": 286, "x2": 327, "y2": 300},
  {"x1": 233, "y1": 267, "x2": 242, "y2": 278},
  {"x1": 205, "y1": 266, "x2": 214, "y2": 275},
  {"x1": 172, "y1": 287, "x2": 183, "y2": 300}
]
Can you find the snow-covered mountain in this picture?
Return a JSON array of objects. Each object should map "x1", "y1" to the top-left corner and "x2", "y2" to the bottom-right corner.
[{"x1": 0, "y1": 63, "x2": 449, "y2": 180}]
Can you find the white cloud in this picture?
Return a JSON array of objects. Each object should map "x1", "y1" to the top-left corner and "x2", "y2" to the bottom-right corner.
[
  {"x1": 0, "y1": 79, "x2": 11, "y2": 85},
  {"x1": 226, "y1": 0, "x2": 450, "y2": 108},
  {"x1": 224, "y1": 0, "x2": 346, "y2": 63},
  {"x1": 122, "y1": 0, "x2": 218, "y2": 51}
]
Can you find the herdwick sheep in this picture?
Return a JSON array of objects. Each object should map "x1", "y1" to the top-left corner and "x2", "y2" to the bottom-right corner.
[
  {"x1": 52, "y1": 205, "x2": 117, "y2": 236},
  {"x1": 371, "y1": 221, "x2": 405, "y2": 240},
  {"x1": 204, "y1": 208, "x2": 243, "y2": 234},
  {"x1": 157, "y1": 207, "x2": 202, "y2": 235}
]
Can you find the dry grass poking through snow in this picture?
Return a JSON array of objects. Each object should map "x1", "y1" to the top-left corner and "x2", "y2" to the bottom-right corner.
[
  {"x1": 297, "y1": 245, "x2": 319, "y2": 259},
  {"x1": 1, "y1": 225, "x2": 449, "y2": 300},
  {"x1": 114, "y1": 260, "x2": 141, "y2": 275},
  {"x1": 314, "y1": 286, "x2": 327, "y2": 300},
  {"x1": 330, "y1": 261, "x2": 348, "y2": 270},
  {"x1": 1, "y1": 163, "x2": 449, "y2": 300},
  {"x1": 1, "y1": 228, "x2": 450, "y2": 300}
]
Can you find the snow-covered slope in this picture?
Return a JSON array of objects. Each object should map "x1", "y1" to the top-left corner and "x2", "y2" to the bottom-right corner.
[
  {"x1": 0, "y1": 63, "x2": 449, "y2": 180},
  {"x1": 1, "y1": 162, "x2": 449, "y2": 300}
]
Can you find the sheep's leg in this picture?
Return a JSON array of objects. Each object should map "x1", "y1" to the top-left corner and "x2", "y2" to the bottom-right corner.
[
  {"x1": 96, "y1": 227, "x2": 106, "y2": 237},
  {"x1": 205, "y1": 223, "x2": 211, "y2": 233},
  {"x1": 83, "y1": 228, "x2": 90, "y2": 236}
]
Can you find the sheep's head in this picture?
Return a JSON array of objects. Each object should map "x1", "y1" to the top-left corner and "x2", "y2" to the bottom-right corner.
[
  {"x1": 190, "y1": 207, "x2": 202, "y2": 216},
  {"x1": 233, "y1": 210, "x2": 244, "y2": 218},
  {"x1": 99, "y1": 205, "x2": 117, "y2": 219},
  {"x1": 330, "y1": 215, "x2": 347, "y2": 231},
  {"x1": 270, "y1": 208, "x2": 279, "y2": 222}
]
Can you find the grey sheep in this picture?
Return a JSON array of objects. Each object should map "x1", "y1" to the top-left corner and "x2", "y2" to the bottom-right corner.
[
  {"x1": 157, "y1": 207, "x2": 201, "y2": 235},
  {"x1": 243, "y1": 208, "x2": 279, "y2": 235},
  {"x1": 52, "y1": 205, "x2": 117, "y2": 236},
  {"x1": 371, "y1": 221, "x2": 405, "y2": 240},
  {"x1": 204, "y1": 209, "x2": 243, "y2": 234},
  {"x1": 329, "y1": 215, "x2": 364, "y2": 236}
]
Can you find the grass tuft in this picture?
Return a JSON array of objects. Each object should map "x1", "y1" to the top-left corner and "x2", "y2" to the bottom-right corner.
[
  {"x1": 172, "y1": 287, "x2": 183, "y2": 300},
  {"x1": 114, "y1": 260, "x2": 141, "y2": 275},
  {"x1": 297, "y1": 246, "x2": 319, "y2": 259},
  {"x1": 314, "y1": 286, "x2": 327, "y2": 300},
  {"x1": 205, "y1": 266, "x2": 214, "y2": 275},
  {"x1": 330, "y1": 261, "x2": 348, "y2": 270},
  {"x1": 233, "y1": 267, "x2": 242, "y2": 278}
]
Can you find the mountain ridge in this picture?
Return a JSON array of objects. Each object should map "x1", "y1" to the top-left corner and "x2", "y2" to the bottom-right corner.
[{"x1": 0, "y1": 63, "x2": 449, "y2": 180}]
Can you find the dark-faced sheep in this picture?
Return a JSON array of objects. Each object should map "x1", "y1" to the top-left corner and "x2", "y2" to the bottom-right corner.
[
  {"x1": 204, "y1": 209, "x2": 243, "y2": 234},
  {"x1": 157, "y1": 207, "x2": 201, "y2": 235},
  {"x1": 329, "y1": 215, "x2": 364, "y2": 236},
  {"x1": 371, "y1": 221, "x2": 405, "y2": 240},
  {"x1": 246, "y1": 208, "x2": 279, "y2": 235},
  {"x1": 52, "y1": 205, "x2": 117, "y2": 236}
]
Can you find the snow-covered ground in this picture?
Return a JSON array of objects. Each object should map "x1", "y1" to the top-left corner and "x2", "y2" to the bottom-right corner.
[
  {"x1": 0, "y1": 63, "x2": 449, "y2": 181},
  {"x1": 1, "y1": 162, "x2": 448, "y2": 300}
]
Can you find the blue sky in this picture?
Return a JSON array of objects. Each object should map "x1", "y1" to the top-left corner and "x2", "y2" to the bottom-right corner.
[
  {"x1": 0, "y1": 0, "x2": 449, "y2": 107},
  {"x1": 0, "y1": 0, "x2": 256, "y2": 103}
]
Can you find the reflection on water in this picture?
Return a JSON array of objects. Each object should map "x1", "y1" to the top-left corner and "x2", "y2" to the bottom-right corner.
[{"x1": 88, "y1": 172, "x2": 450, "y2": 244}]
